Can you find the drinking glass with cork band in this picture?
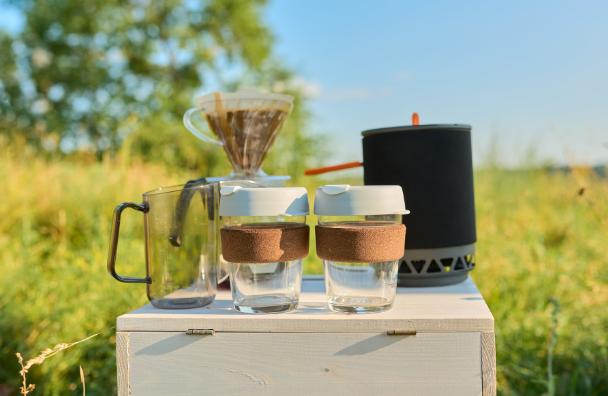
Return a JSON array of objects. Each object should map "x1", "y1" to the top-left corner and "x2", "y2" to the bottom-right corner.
[
  {"x1": 314, "y1": 185, "x2": 409, "y2": 313},
  {"x1": 219, "y1": 186, "x2": 310, "y2": 314}
]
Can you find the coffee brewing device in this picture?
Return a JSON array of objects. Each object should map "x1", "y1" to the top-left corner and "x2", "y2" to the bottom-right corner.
[
  {"x1": 304, "y1": 117, "x2": 477, "y2": 287},
  {"x1": 183, "y1": 89, "x2": 294, "y2": 186}
]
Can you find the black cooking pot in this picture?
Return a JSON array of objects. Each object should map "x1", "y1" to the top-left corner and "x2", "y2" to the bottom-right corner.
[{"x1": 305, "y1": 124, "x2": 477, "y2": 286}]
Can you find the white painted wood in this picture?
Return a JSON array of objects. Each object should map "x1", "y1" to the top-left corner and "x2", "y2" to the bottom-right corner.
[
  {"x1": 118, "y1": 277, "x2": 494, "y2": 333},
  {"x1": 481, "y1": 332, "x2": 497, "y2": 396},
  {"x1": 127, "y1": 331, "x2": 482, "y2": 396},
  {"x1": 116, "y1": 332, "x2": 129, "y2": 396}
]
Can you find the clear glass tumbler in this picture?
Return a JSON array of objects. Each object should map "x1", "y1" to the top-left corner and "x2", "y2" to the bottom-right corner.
[
  {"x1": 221, "y1": 215, "x2": 307, "y2": 313},
  {"x1": 318, "y1": 214, "x2": 403, "y2": 314}
]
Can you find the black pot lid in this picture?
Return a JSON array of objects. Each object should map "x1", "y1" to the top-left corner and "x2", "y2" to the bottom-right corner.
[{"x1": 361, "y1": 124, "x2": 471, "y2": 137}]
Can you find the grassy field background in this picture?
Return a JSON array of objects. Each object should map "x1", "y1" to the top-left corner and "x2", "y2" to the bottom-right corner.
[{"x1": 0, "y1": 144, "x2": 607, "y2": 395}]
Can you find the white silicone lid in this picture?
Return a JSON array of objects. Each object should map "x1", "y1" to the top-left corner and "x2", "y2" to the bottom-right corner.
[
  {"x1": 314, "y1": 185, "x2": 410, "y2": 216},
  {"x1": 220, "y1": 186, "x2": 309, "y2": 216},
  {"x1": 196, "y1": 89, "x2": 294, "y2": 107}
]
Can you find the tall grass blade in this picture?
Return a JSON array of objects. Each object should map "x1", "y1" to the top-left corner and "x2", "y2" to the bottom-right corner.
[{"x1": 80, "y1": 365, "x2": 85, "y2": 396}]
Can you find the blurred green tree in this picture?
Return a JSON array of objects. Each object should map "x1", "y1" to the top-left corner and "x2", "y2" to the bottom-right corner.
[{"x1": 0, "y1": 0, "x2": 325, "y2": 176}]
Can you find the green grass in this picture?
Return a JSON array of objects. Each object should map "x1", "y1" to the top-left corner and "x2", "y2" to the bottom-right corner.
[
  {"x1": 0, "y1": 147, "x2": 606, "y2": 394},
  {"x1": 474, "y1": 167, "x2": 608, "y2": 395}
]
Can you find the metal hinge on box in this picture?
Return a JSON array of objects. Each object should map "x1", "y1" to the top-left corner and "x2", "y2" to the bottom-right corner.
[
  {"x1": 186, "y1": 329, "x2": 215, "y2": 335},
  {"x1": 387, "y1": 330, "x2": 417, "y2": 336}
]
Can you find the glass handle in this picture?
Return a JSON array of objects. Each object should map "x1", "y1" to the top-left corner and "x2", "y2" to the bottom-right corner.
[
  {"x1": 183, "y1": 107, "x2": 223, "y2": 146},
  {"x1": 107, "y1": 202, "x2": 151, "y2": 284}
]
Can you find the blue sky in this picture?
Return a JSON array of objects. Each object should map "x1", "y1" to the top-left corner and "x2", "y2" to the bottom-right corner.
[
  {"x1": 266, "y1": 0, "x2": 608, "y2": 167},
  {"x1": 1, "y1": 1, "x2": 607, "y2": 168}
]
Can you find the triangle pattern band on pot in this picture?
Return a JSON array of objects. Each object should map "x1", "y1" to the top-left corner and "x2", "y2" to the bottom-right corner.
[
  {"x1": 427, "y1": 260, "x2": 441, "y2": 273},
  {"x1": 454, "y1": 257, "x2": 465, "y2": 270},
  {"x1": 400, "y1": 260, "x2": 412, "y2": 273},
  {"x1": 440, "y1": 258, "x2": 453, "y2": 272},
  {"x1": 411, "y1": 260, "x2": 426, "y2": 274}
]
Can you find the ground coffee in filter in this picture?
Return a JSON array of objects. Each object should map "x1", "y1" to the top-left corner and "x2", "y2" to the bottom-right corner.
[{"x1": 205, "y1": 108, "x2": 289, "y2": 174}]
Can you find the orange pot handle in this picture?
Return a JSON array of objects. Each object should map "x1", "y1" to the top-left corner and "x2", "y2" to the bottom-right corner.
[
  {"x1": 305, "y1": 113, "x2": 418, "y2": 176},
  {"x1": 304, "y1": 161, "x2": 363, "y2": 176}
]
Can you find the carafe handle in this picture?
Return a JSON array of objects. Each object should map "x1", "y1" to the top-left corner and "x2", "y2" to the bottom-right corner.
[
  {"x1": 107, "y1": 202, "x2": 151, "y2": 284},
  {"x1": 183, "y1": 107, "x2": 223, "y2": 146}
]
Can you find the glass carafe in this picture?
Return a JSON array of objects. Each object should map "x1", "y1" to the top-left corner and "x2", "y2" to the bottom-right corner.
[{"x1": 107, "y1": 183, "x2": 226, "y2": 309}]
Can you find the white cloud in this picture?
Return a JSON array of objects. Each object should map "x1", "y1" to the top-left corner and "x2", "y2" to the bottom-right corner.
[{"x1": 290, "y1": 76, "x2": 322, "y2": 98}]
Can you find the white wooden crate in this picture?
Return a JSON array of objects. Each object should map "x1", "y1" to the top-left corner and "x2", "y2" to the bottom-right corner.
[{"x1": 116, "y1": 277, "x2": 496, "y2": 396}]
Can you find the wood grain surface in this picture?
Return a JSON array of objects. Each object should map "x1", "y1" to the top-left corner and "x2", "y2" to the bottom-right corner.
[
  {"x1": 118, "y1": 277, "x2": 494, "y2": 333},
  {"x1": 116, "y1": 332, "x2": 129, "y2": 396},
  {"x1": 127, "y1": 331, "x2": 482, "y2": 396},
  {"x1": 481, "y1": 331, "x2": 497, "y2": 396}
]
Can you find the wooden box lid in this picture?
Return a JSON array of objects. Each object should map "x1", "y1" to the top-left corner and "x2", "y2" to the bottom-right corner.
[{"x1": 117, "y1": 277, "x2": 493, "y2": 333}]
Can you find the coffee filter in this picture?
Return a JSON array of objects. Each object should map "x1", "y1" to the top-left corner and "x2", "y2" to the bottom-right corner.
[
  {"x1": 195, "y1": 89, "x2": 294, "y2": 108},
  {"x1": 194, "y1": 90, "x2": 295, "y2": 175}
]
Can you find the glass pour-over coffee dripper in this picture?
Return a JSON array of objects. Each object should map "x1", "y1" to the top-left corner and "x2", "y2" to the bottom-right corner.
[{"x1": 183, "y1": 89, "x2": 294, "y2": 186}]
